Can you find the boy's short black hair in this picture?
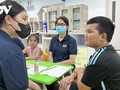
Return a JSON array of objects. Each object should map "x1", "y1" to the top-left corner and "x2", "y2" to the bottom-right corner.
[{"x1": 87, "y1": 16, "x2": 115, "y2": 42}]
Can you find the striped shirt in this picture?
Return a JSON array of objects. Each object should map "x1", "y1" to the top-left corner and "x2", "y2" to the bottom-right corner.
[{"x1": 81, "y1": 45, "x2": 120, "y2": 90}]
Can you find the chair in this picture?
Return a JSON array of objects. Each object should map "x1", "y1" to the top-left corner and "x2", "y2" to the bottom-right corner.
[{"x1": 43, "y1": 52, "x2": 48, "y2": 61}]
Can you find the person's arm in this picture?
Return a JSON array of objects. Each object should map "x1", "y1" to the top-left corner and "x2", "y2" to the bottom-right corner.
[
  {"x1": 75, "y1": 67, "x2": 91, "y2": 90},
  {"x1": 59, "y1": 54, "x2": 76, "y2": 64},
  {"x1": 25, "y1": 48, "x2": 41, "y2": 60},
  {"x1": 28, "y1": 80, "x2": 41, "y2": 90},
  {"x1": 23, "y1": 48, "x2": 26, "y2": 54},
  {"x1": 60, "y1": 67, "x2": 91, "y2": 90},
  {"x1": 60, "y1": 67, "x2": 81, "y2": 89},
  {"x1": 40, "y1": 50, "x2": 43, "y2": 56},
  {"x1": 78, "y1": 82, "x2": 91, "y2": 90},
  {"x1": 60, "y1": 71, "x2": 77, "y2": 89},
  {"x1": 48, "y1": 51, "x2": 53, "y2": 62}
]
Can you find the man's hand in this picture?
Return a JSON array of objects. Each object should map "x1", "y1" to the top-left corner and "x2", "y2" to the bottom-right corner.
[{"x1": 60, "y1": 75, "x2": 74, "y2": 89}]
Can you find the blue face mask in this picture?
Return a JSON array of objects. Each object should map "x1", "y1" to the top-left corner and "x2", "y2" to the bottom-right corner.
[{"x1": 56, "y1": 26, "x2": 66, "y2": 34}]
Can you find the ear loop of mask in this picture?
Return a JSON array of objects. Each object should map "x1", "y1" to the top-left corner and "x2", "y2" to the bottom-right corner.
[
  {"x1": 10, "y1": 24, "x2": 18, "y2": 31},
  {"x1": 12, "y1": 18, "x2": 19, "y2": 23},
  {"x1": 9, "y1": 18, "x2": 20, "y2": 31}
]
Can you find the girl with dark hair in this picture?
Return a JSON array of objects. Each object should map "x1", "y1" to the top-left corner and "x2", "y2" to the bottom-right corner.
[{"x1": 23, "y1": 34, "x2": 44, "y2": 60}]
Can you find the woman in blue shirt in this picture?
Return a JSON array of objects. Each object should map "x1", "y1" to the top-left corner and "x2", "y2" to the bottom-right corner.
[
  {"x1": 49, "y1": 16, "x2": 77, "y2": 64},
  {"x1": 47, "y1": 16, "x2": 77, "y2": 90},
  {"x1": 0, "y1": 1, "x2": 40, "y2": 90}
]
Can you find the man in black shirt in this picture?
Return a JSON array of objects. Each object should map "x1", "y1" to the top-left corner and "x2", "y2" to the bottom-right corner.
[{"x1": 59, "y1": 16, "x2": 120, "y2": 90}]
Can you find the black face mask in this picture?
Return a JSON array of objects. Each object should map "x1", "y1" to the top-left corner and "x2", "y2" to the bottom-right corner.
[
  {"x1": 10, "y1": 19, "x2": 31, "y2": 38},
  {"x1": 15, "y1": 23, "x2": 31, "y2": 38}
]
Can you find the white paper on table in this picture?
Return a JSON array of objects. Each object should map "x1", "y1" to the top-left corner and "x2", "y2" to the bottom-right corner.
[
  {"x1": 28, "y1": 66, "x2": 47, "y2": 74},
  {"x1": 40, "y1": 65, "x2": 71, "y2": 78}
]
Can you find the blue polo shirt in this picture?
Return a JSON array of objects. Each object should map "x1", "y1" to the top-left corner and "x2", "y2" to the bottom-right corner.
[
  {"x1": 12, "y1": 37, "x2": 25, "y2": 50},
  {"x1": 49, "y1": 34, "x2": 77, "y2": 63},
  {"x1": 0, "y1": 30, "x2": 28, "y2": 90}
]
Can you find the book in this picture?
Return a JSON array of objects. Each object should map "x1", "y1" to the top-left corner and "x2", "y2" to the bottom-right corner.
[{"x1": 40, "y1": 65, "x2": 71, "y2": 78}]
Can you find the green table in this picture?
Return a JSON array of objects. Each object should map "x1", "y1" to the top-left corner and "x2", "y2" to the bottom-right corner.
[{"x1": 27, "y1": 60, "x2": 73, "y2": 85}]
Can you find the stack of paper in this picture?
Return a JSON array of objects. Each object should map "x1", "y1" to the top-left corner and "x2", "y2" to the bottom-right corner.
[
  {"x1": 28, "y1": 66, "x2": 47, "y2": 74},
  {"x1": 40, "y1": 65, "x2": 71, "y2": 78},
  {"x1": 26, "y1": 63, "x2": 34, "y2": 69}
]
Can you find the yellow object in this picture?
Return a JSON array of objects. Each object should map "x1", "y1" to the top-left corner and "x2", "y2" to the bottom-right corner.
[{"x1": 43, "y1": 52, "x2": 48, "y2": 61}]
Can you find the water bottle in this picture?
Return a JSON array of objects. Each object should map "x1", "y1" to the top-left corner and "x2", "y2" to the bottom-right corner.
[
  {"x1": 34, "y1": 60, "x2": 39, "y2": 73},
  {"x1": 43, "y1": 22, "x2": 48, "y2": 33}
]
